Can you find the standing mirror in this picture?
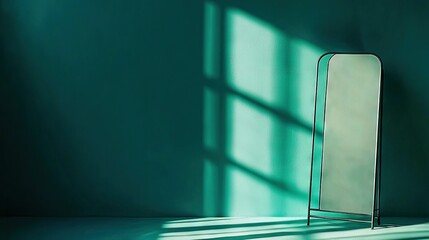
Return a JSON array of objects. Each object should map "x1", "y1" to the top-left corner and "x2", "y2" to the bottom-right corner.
[{"x1": 307, "y1": 53, "x2": 383, "y2": 229}]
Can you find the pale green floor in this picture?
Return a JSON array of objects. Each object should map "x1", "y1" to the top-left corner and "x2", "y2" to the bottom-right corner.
[{"x1": 2, "y1": 217, "x2": 429, "y2": 240}]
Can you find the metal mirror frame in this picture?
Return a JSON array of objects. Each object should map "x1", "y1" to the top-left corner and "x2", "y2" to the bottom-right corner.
[{"x1": 306, "y1": 52, "x2": 384, "y2": 229}]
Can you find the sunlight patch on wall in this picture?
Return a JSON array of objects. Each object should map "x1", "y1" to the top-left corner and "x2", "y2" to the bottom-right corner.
[
  {"x1": 225, "y1": 165, "x2": 281, "y2": 216},
  {"x1": 203, "y1": 3, "x2": 326, "y2": 216},
  {"x1": 203, "y1": 87, "x2": 219, "y2": 150},
  {"x1": 222, "y1": 7, "x2": 326, "y2": 217},
  {"x1": 203, "y1": 158, "x2": 218, "y2": 216},
  {"x1": 203, "y1": 86, "x2": 219, "y2": 216},
  {"x1": 204, "y1": 1, "x2": 220, "y2": 79},
  {"x1": 280, "y1": 39, "x2": 324, "y2": 215},
  {"x1": 226, "y1": 95, "x2": 274, "y2": 176},
  {"x1": 225, "y1": 94, "x2": 286, "y2": 216},
  {"x1": 225, "y1": 8, "x2": 287, "y2": 105},
  {"x1": 288, "y1": 39, "x2": 324, "y2": 126}
]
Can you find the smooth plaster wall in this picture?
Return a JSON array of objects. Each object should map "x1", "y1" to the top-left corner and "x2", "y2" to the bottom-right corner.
[{"x1": 1, "y1": 0, "x2": 429, "y2": 217}]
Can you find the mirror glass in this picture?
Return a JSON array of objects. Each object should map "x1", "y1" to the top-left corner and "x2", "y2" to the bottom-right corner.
[{"x1": 319, "y1": 54, "x2": 381, "y2": 214}]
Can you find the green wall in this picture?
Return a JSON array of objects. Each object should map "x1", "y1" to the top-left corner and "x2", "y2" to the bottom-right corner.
[
  {"x1": 0, "y1": 0, "x2": 204, "y2": 217},
  {"x1": 1, "y1": 0, "x2": 429, "y2": 217}
]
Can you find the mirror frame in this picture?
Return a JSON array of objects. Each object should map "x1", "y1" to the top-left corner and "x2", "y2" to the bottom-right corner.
[{"x1": 306, "y1": 52, "x2": 384, "y2": 229}]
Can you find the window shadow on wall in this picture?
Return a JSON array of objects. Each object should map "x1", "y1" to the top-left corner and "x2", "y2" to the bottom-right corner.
[
  {"x1": 203, "y1": 0, "x2": 429, "y2": 217},
  {"x1": 202, "y1": 0, "x2": 325, "y2": 217},
  {"x1": 1, "y1": 0, "x2": 429, "y2": 219}
]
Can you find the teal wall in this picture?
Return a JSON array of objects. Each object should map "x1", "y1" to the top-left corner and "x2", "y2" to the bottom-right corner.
[
  {"x1": 1, "y1": 0, "x2": 429, "y2": 217},
  {"x1": 0, "y1": 0, "x2": 204, "y2": 217}
]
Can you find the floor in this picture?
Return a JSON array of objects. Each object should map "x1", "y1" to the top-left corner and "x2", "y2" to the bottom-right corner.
[{"x1": 2, "y1": 217, "x2": 429, "y2": 240}]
